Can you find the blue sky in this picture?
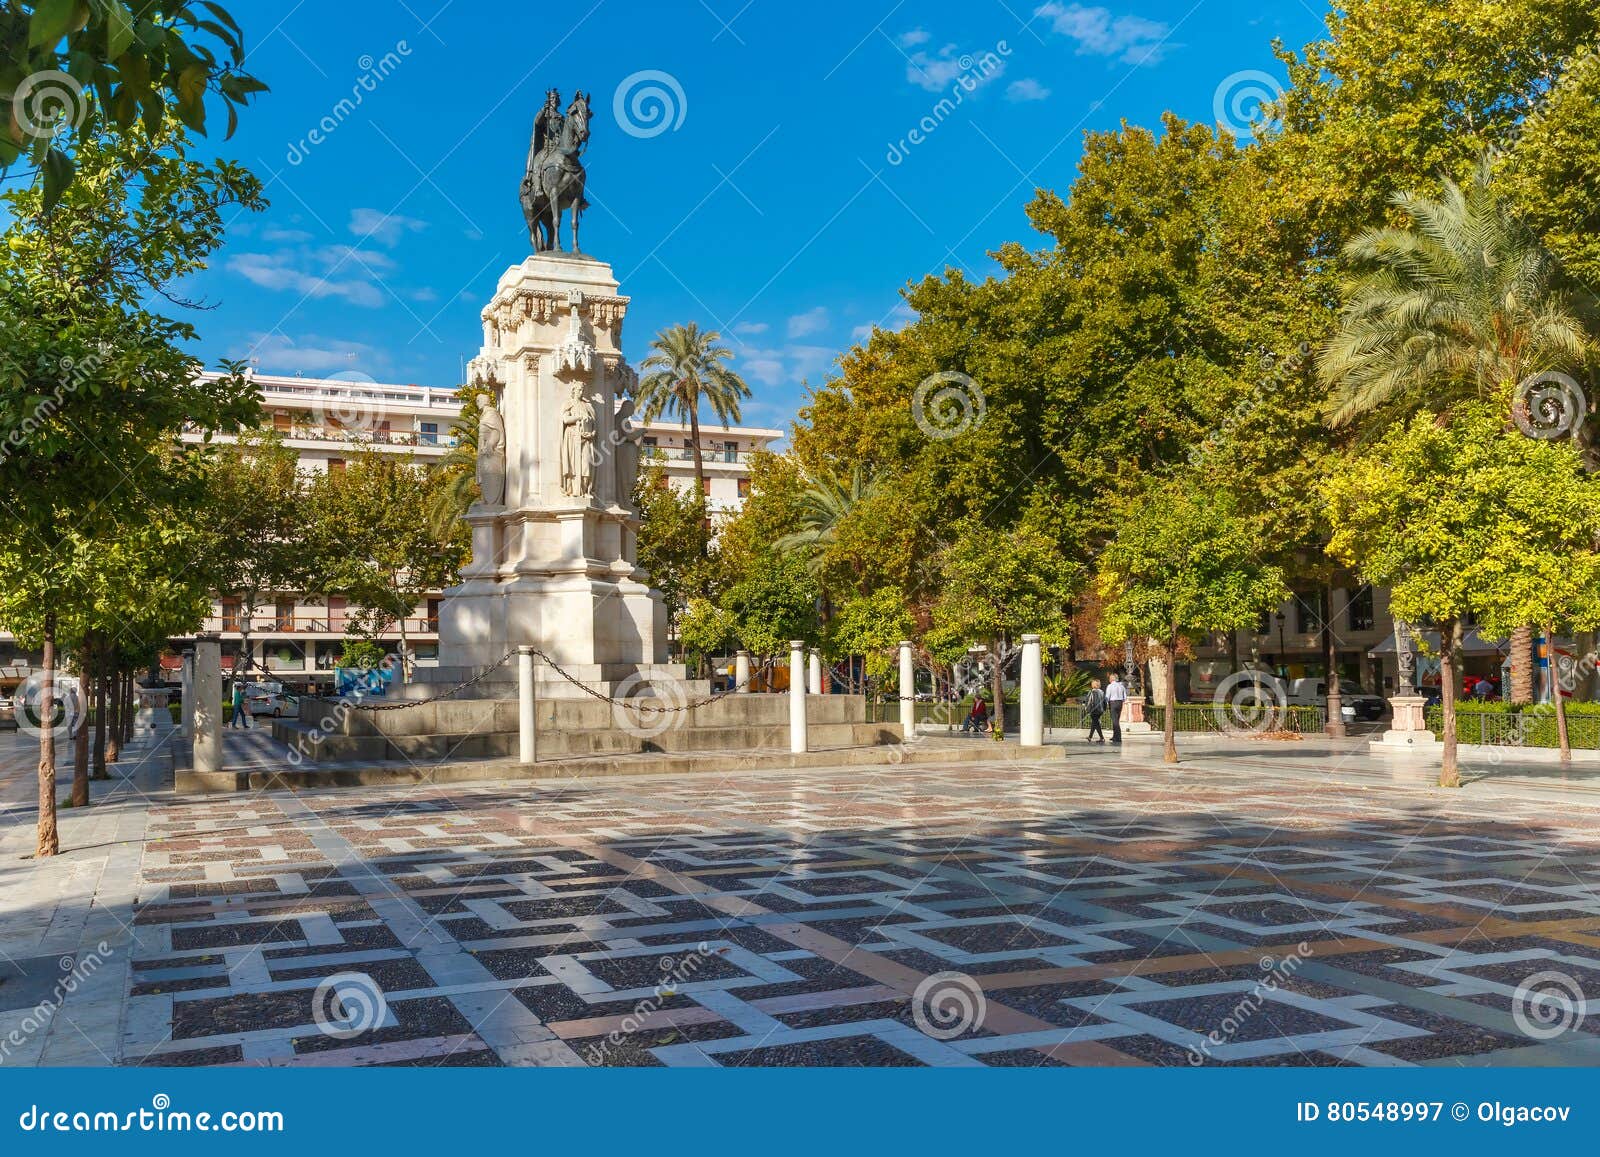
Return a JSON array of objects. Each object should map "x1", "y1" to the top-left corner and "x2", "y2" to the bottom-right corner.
[{"x1": 187, "y1": 0, "x2": 1330, "y2": 433}]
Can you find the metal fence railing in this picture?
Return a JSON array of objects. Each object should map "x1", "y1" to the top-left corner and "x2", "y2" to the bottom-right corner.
[
  {"x1": 1147, "y1": 703, "x2": 1326, "y2": 735},
  {"x1": 1426, "y1": 707, "x2": 1600, "y2": 750}
]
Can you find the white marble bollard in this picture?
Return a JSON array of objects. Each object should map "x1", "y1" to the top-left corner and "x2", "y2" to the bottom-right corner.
[
  {"x1": 192, "y1": 634, "x2": 222, "y2": 774},
  {"x1": 808, "y1": 648, "x2": 823, "y2": 696},
  {"x1": 518, "y1": 646, "x2": 536, "y2": 764},
  {"x1": 789, "y1": 640, "x2": 808, "y2": 754},
  {"x1": 1020, "y1": 633, "x2": 1044, "y2": 747},
  {"x1": 179, "y1": 649, "x2": 195, "y2": 737},
  {"x1": 899, "y1": 640, "x2": 916, "y2": 736},
  {"x1": 735, "y1": 650, "x2": 751, "y2": 692}
]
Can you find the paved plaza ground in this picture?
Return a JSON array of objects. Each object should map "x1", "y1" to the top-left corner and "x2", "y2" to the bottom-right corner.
[{"x1": 5, "y1": 719, "x2": 1600, "y2": 1068}]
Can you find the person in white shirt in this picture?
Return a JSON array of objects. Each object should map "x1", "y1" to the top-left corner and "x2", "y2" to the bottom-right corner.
[{"x1": 1105, "y1": 674, "x2": 1128, "y2": 744}]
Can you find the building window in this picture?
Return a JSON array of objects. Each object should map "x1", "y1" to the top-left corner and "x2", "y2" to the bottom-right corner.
[
  {"x1": 1294, "y1": 590, "x2": 1324, "y2": 634},
  {"x1": 723, "y1": 441, "x2": 737, "y2": 462},
  {"x1": 275, "y1": 600, "x2": 295, "y2": 631},
  {"x1": 220, "y1": 598, "x2": 241, "y2": 632},
  {"x1": 1257, "y1": 611, "x2": 1271, "y2": 636},
  {"x1": 737, "y1": 477, "x2": 750, "y2": 499},
  {"x1": 1348, "y1": 585, "x2": 1374, "y2": 632},
  {"x1": 419, "y1": 421, "x2": 439, "y2": 446},
  {"x1": 701, "y1": 477, "x2": 712, "y2": 496},
  {"x1": 327, "y1": 458, "x2": 345, "y2": 473}
]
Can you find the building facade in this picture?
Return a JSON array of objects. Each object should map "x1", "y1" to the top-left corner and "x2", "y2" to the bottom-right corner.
[{"x1": 164, "y1": 372, "x2": 781, "y2": 690}]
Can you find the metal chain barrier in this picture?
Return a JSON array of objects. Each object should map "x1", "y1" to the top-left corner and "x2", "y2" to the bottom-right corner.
[{"x1": 339, "y1": 648, "x2": 780, "y2": 715}]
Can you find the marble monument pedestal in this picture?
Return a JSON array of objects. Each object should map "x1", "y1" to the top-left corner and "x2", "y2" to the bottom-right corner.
[
  {"x1": 412, "y1": 251, "x2": 683, "y2": 701},
  {"x1": 1369, "y1": 695, "x2": 1442, "y2": 756}
]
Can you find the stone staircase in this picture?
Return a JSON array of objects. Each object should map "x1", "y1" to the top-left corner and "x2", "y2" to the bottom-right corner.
[{"x1": 272, "y1": 690, "x2": 897, "y2": 764}]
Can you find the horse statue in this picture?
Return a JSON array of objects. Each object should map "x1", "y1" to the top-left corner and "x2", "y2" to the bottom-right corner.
[{"x1": 520, "y1": 89, "x2": 591, "y2": 253}]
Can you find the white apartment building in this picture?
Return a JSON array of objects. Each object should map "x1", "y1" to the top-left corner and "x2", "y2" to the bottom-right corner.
[{"x1": 154, "y1": 371, "x2": 781, "y2": 690}]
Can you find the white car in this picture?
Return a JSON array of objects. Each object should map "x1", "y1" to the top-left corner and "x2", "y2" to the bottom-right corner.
[{"x1": 244, "y1": 682, "x2": 299, "y2": 718}]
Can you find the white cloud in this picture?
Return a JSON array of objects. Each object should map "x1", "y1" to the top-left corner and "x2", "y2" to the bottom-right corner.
[
  {"x1": 899, "y1": 28, "x2": 931, "y2": 47},
  {"x1": 733, "y1": 343, "x2": 839, "y2": 389},
  {"x1": 1007, "y1": 77, "x2": 1052, "y2": 101},
  {"x1": 786, "y1": 307, "x2": 829, "y2": 339},
  {"x1": 348, "y1": 207, "x2": 427, "y2": 246},
  {"x1": 238, "y1": 333, "x2": 385, "y2": 375},
  {"x1": 227, "y1": 252, "x2": 386, "y2": 308},
  {"x1": 1034, "y1": 2, "x2": 1172, "y2": 65},
  {"x1": 261, "y1": 226, "x2": 314, "y2": 243},
  {"x1": 732, "y1": 321, "x2": 769, "y2": 336},
  {"x1": 851, "y1": 301, "x2": 917, "y2": 343},
  {"x1": 905, "y1": 43, "x2": 1006, "y2": 93}
]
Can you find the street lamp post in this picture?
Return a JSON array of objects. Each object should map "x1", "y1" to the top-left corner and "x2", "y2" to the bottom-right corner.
[{"x1": 1275, "y1": 612, "x2": 1287, "y2": 678}]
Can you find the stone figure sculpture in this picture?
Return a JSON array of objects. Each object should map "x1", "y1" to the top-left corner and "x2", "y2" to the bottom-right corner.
[
  {"x1": 560, "y1": 381, "x2": 596, "y2": 497},
  {"x1": 520, "y1": 88, "x2": 591, "y2": 253},
  {"x1": 475, "y1": 392, "x2": 506, "y2": 507},
  {"x1": 614, "y1": 394, "x2": 642, "y2": 507}
]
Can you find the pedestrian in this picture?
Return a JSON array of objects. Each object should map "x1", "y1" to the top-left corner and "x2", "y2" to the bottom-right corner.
[
  {"x1": 961, "y1": 693, "x2": 989, "y2": 735},
  {"x1": 1084, "y1": 679, "x2": 1106, "y2": 743},
  {"x1": 1105, "y1": 673, "x2": 1128, "y2": 744},
  {"x1": 229, "y1": 680, "x2": 249, "y2": 729}
]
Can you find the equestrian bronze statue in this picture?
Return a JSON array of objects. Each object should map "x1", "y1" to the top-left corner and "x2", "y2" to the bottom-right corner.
[{"x1": 520, "y1": 88, "x2": 591, "y2": 253}]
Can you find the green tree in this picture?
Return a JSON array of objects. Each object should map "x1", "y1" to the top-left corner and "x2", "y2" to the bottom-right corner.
[
  {"x1": 772, "y1": 466, "x2": 876, "y2": 578},
  {"x1": 1325, "y1": 404, "x2": 1600, "y2": 784},
  {"x1": 637, "y1": 322, "x2": 751, "y2": 504},
  {"x1": 928, "y1": 518, "x2": 1084, "y2": 729},
  {"x1": 427, "y1": 385, "x2": 482, "y2": 537},
  {"x1": 1319, "y1": 159, "x2": 1591, "y2": 704},
  {"x1": 724, "y1": 553, "x2": 819, "y2": 659},
  {"x1": 827, "y1": 587, "x2": 913, "y2": 682},
  {"x1": 308, "y1": 453, "x2": 466, "y2": 681},
  {"x1": 633, "y1": 463, "x2": 712, "y2": 639},
  {"x1": 0, "y1": 117, "x2": 261, "y2": 856},
  {"x1": 202, "y1": 432, "x2": 308, "y2": 688},
  {"x1": 2, "y1": 1, "x2": 267, "y2": 206},
  {"x1": 676, "y1": 597, "x2": 738, "y2": 668},
  {"x1": 1097, "y1": 484, "x2": 1287, "y2": 764}
]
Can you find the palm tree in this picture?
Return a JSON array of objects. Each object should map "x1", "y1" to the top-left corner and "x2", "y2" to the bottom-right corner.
[
  {"x1": 428, "y1": 393, "x2": 480, "y2": 539},
  {"x1": 1319, "y1": 155, "x2": 1590, "y2": 704},
  {"x1": 638, "y1": 323, "x2": 751, "y2": 504},
  {"x1": 773, "y1": 466, "x2": 877, "y2": 576}
]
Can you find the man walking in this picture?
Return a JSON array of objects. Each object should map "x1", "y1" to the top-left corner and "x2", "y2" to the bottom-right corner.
[
  {"x1": 1105, "y1": 673, "x2": 1128, "y2": 744},
  {"x1": 1084, "y1": 679, "x2": 1107, "y2": 743},
  {"x1": 229, "y1": 679, "x2": 249, "y2": 730}
]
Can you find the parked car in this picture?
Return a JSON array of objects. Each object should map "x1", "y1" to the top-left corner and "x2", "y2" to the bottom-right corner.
[
  {"x1": 1283, "y1": 677, "x2": 1387, "y2": 723},
  {"x1": 244, "y1": 681, "x2": 299, "y2": 718}
]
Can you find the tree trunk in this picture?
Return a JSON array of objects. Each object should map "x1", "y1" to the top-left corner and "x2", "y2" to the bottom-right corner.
[
  {"x1": 71, "y1": 638, "x2": 91, "y2": 808},
  {"x1": 124, "y1": 669, "x2": 136, "y2": 742},
  {"x1": 36, "y1": 613, "x2": 59, "y2": 858},
  {"x1": 991, "y1": 637, "x2": 1006, "y2": 739},
  {"x1": 1509, "y1": 624, "x2": 1534, "y2": 706},
  {"x1": 1439, "y1": 618, "x2": 1462, "y2": 788},
  {"x1": 92, "y1": 643, "x2": 108, "y2": 780},
  {"x1": 105, "y1": 667, "x2": 122, "y2": 765},
  {"x1": 687, "y1": 401, "x2": 707, "y2": 556},
  {"x1": 1323, "y1": 584, "x2": 1346, "y2": 737},
  {"x1": 398, "y1": 611, "x2": 410, "y2": 684},
  {"x1": 1550, "y1": 623, "x2": 1572, "y2": 763},
  {"x1": 1161, "y1": 639, "x2": 1179, "y2": 764}
]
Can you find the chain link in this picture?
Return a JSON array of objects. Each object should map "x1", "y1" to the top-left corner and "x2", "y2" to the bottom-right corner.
[{"x1": 337, "y1": 648, "x2": 780, "y2": 714}]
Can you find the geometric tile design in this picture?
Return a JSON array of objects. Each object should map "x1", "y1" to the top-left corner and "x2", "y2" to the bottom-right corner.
[{"x1": 84, "y1": 756, "x2": 1600, "y2": 1067}]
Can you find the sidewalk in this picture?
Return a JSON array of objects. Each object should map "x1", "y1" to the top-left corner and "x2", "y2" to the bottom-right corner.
[{"x1": 0, "y1": 710, "x2": 173, "y2": 1066}]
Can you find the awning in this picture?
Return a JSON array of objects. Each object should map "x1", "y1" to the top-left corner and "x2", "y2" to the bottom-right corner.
[{"x1": 1367, "y1": 627, "x2": 1510, "y2": 658}]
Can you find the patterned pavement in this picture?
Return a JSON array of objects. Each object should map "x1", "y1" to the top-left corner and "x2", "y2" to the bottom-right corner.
[{"x1": 33, "y1": 748, "x2": 1593, "y2": 1068}]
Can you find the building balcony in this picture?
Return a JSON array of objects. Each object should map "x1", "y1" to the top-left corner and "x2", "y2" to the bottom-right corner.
[{"x1": 186, "y1": 616, "x2": 440, "y2": 638}]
